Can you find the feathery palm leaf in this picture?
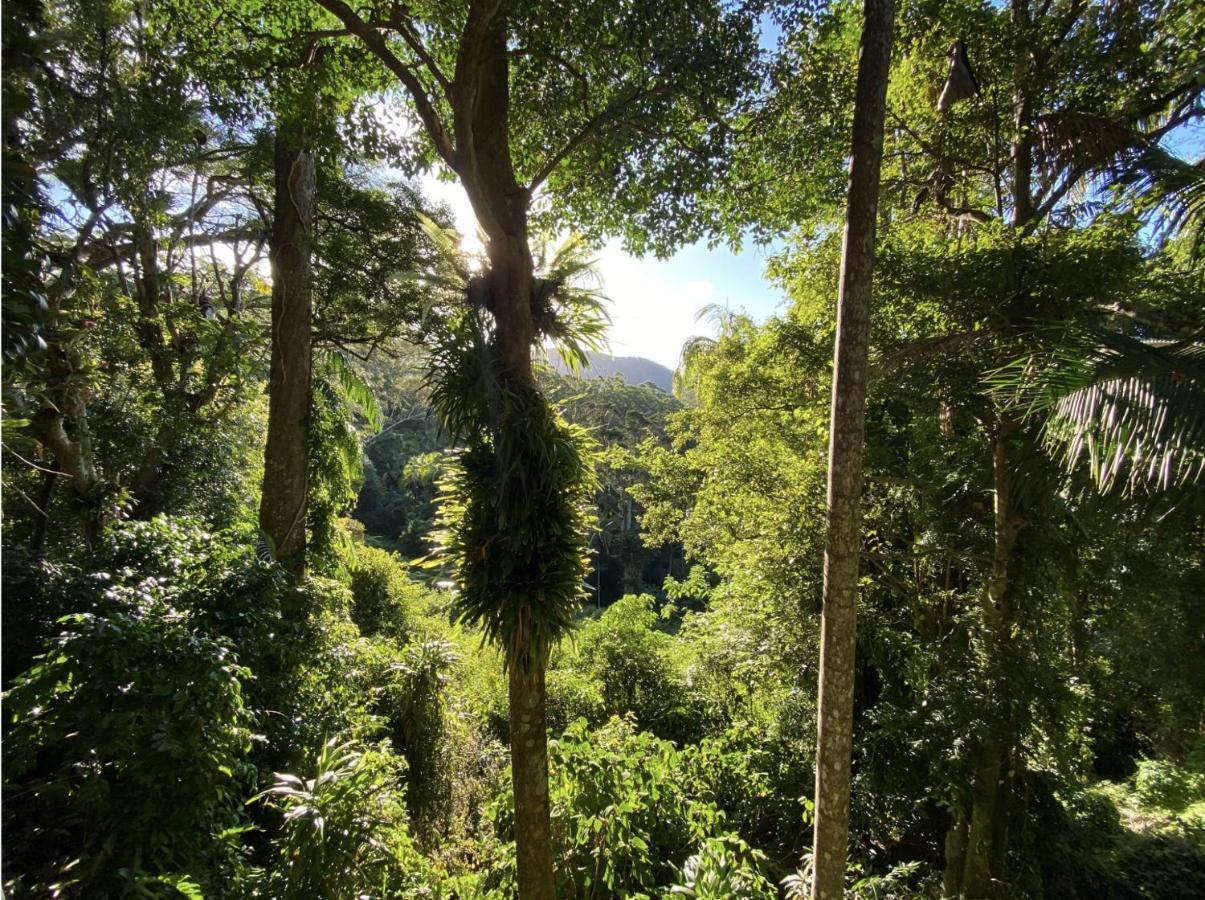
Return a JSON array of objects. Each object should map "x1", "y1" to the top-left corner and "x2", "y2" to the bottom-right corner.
[
  {"x1": 533, "y1": 232, "x2": 610, "y2": 373},
  {"x1": 1113, "y1": 146, "x2": 1205, "y2": 258},
  {"x1": 672, "y1": 304, "x2": 738, "y2": 399},
  {"x1": 988, "y1": 328, "x2": 1205, "y2": 495}
]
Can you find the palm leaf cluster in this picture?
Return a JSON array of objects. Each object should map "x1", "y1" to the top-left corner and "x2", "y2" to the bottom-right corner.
[
  {"x1": 532, "y1": 232, "x2": 610, "y2": 373},
  {"x1": 989, "y1": 328, "x2": 1205, "y2": 495},
  {"x1": 416, "y1": 220, "x2": 603, "y2": 672},
  {"x1": 1112, "y1": 146, "x2": 1205, "y2": 258}
]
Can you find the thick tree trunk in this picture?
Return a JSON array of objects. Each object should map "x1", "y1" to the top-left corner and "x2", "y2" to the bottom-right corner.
[
  {"x1": 810, "y1": 1, "x2": 894, "y2": 897},
  {"x1": 962, "y1": 733, "x2": 1005, "y2": 897},
  {"x1": 452, "y1": 6, "x2": 558, "y2": 894},
  {"x1": 490, "y1": 235, "x2": 554, "y2": 900},
  {"x1": 509, "y1": 664, "x2": 556, "y2": 900},
  {"x1": 259, "y1": 126, "x2": 315, "y2": 577}
]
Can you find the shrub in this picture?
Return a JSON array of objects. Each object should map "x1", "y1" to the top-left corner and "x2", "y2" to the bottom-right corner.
[
  {"x1": 545, "y1": 667, "x2": 607, "y2": 735},
  {"x1": 255, "y1": 737, "x2": 439, "y2": 898},
  {"x1": 1133, "y1": 758, "x2": 1205, "y2": 811},
  {"x1": 573, "y1": 594, "x2": 695, "y2": 741},
  {"x1": 671, "y1": 833, "x2": 777, "y2": 899},
  {"x1": 3, "y1": 575, "x2": 254, "y2": 895},
  {"x1": 348, "y1": 544, "x2": 421, "y2": 639},
  {"x1": 485, "y1": 716, "x2": 734, "y2": 898}
]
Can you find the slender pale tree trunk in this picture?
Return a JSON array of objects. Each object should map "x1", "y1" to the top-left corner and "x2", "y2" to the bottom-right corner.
[
  {"x1": 32, "y1": 345, "x2": 103, "y2": 545},
  {"x1": 810, "y1": 1, "x2": 895, "y2": 897},
  {"x1": 259, "y1": 124, "x2": 315, "y2": 577}
]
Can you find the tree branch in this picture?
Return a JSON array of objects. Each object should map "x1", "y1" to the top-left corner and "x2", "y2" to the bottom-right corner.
[
  {"x1": 528, "y1": 84, "x2": 672, "y2": 192},
  {"x1": 312, "y1": 0, "x2": 456, "y2": 168}
]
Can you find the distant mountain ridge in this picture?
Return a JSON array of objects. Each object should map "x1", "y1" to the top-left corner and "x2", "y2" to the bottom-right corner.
[{"x1": 546, "y1": 350, "x2": 674, "y2": 393}]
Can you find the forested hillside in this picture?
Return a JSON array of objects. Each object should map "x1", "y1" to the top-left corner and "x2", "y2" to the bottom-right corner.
[
  {"x1": 2, "y1": 1, "x2": 1203, "y2": 898},
  {"x1": 546, "y1": 351, "x2": 676, "y2": 393}
]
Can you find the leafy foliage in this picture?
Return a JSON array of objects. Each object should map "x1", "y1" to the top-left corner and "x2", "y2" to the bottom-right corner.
[{"x1": 255, "y1": 738, "x2": 435, "y2": 899}]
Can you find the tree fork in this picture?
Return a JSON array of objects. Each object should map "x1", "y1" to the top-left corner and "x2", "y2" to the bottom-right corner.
[{"x1": 810, "y1": 0, "x2": 895, "y2": 897}]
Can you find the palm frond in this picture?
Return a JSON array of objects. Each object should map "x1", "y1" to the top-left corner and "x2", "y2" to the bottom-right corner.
[
  {"x1": 673, "y1": 335, "x2": 718, "y2": 399},
  {"x1": 988, "y1": 329, "x2": 1205, "y2": 495},
  {"x1": 1112, "y1": 147, "x2": 1205, "y2": 257},
  {"x1": 532, "y1": 232, "x2": 610, "y2": 374}
]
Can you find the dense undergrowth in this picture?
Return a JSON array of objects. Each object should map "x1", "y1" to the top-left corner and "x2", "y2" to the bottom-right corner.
[{"x1": 4, "y1": 517, "x2": 1202, "y2": 898}]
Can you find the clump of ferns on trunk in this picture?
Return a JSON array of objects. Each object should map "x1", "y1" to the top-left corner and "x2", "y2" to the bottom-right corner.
[{"x1": 420, "y1": 218, "x2": 603, "y2": 673}]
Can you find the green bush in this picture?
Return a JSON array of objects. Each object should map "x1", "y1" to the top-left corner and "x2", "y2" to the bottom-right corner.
[
  {"x1": 573, "y1": 594, "x2": 696, "y2": 741},
  {"x1": 671, "y1": 833, "x2": 777, "y2": 899},
  {"x1": 485, "y1": 716, "x2": 738, "y2": 899},
  {"x1": 255, "y1": 737, "x2": 439, "y2": 898},
  {"x1": 1133, "y1": 758, "x2": 1205, "y2": 811},
  {"x1": 3, "y1": 568, "x2": 254, "y2": 895},
  {"x1": 348, "y1": 544, "x2": 421, "y2": 639},
  {"x1": 546, "y1": 667, "x2": 607, "y2": 735}
]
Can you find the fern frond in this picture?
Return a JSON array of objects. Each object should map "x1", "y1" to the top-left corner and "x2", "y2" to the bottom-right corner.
[{"x1": 321, "y1": 350, "x2": 383, "y2": 433}]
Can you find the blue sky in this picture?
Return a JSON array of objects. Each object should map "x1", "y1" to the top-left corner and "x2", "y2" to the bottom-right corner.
[{"x1": 422, "y1": 177, "x2": 788, "y2": 370}]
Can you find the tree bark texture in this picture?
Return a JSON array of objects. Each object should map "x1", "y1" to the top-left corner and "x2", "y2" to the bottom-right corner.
[
  {"x1": 810, "y1": 1, "x2": 894, "y2": 898},
  {"x1": 259, "y1": 127, "x2": 315, "y2": 577},
  {"x1": 509, "y1": 664, "x2": 556, "y2": 900},
  {"x1": 452, "y1": 8, "x2": 554, "y2": 896}
]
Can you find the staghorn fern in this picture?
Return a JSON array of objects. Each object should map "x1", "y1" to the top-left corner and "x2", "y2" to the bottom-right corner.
[{"x1": 415, "y1": 216, "x2": 605, "y2": 672}]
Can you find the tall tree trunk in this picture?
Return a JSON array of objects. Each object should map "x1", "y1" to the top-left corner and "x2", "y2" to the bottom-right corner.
[
  {"x1": 810, "y1": 1, "x2": 894, "y2": 897},
  {"x1": 943, "y1": 809, "x2": 969, "y2": 898},
  {"x1": 259, "y1": 125, "x2": 315, "y2": 577},
  {"x1": 960, "y1": 424, "x2": 1022, "y2": 897},
  {"x1": 509, "y1": 663, "x2": 555, "y2": 900},
  {"x1": 489, "y1": 231, "x2": 555, "y2": 900},
  {"x1": 951, "y1": 7, "x2": 1034, "y2": 887},
  {"x1": 1010, "y1": 0, "x2": 1034, "y2": 228},
  {"x1": 456, "y1": 6, "x2": 557, "y2": 895}
]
